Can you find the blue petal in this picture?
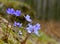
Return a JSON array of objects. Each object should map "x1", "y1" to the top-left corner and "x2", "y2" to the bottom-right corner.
[
  {"x1": 16, "y1": 22, "x2": 20, "y2": 25},
  {"x1": 34, "y1": 23, "x2": 40, "y2": 30},
  {"x1": 16, "y1": 22, "x2": 22, "y2": 27},
  {"x1": 34, "y1": 30, "x2": 39, "y2": 36},
  {"x1": 26, "y1": 23, "x2": 33, "y2": 33},
  {"x1": 10, "y1": 8, "x2": 15, "y2": 14},
  {"x1": 28, "y1": 23, "x2": 33, "y2": 27},
  {"x1": 25, "y1": 15, "x2": 32, "y2": 22},
  {"x1": 26, "y1": 18, "x2": 32, "y2": 22},
  {"x1": 26, "y1": 27, "x2": 32, "y2": 33},
  {"x1": 18, "y1": 23, "x2": 22, "y2": 27},
  {"x1": 6, "y1": 8, "x2": 15, "y2": 15},
  {"x1": 25, "y1": 15, "x2": 30, "y2": 19},
  {"x1": 14, "y1": 10, "x2": 21, "y2": 16},
  {"x1": 6, "y1": 8, "x2": 11, "y2": 14},
  {"x1": 27, "y1": 30, "x2": 32, "y2": 33},
  {"x1": 13, "y1": 22, "x2": 22, "y2": 27}
]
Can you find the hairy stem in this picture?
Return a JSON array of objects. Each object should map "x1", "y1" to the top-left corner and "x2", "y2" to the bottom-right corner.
[{"x1": 21, "y1": 33, "x2": 30, "y2": 44}]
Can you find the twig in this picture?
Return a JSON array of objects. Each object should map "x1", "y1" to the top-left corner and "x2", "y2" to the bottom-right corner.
[{"x1": 21, "y1": 33, "x2": 31, "y2": 44}]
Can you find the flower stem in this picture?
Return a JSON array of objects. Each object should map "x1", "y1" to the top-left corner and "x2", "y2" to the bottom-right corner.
[{"x1": 21, "y1": 33, "x2": 30, "y2": 44}]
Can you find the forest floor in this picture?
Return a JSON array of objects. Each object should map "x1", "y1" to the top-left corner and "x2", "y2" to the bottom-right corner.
[
  {"x1": 40, "y1": 20, "x2": 60, "y2": 41},
  {"x1": 0, "y1": 17, "x2": 60, "y2": 44}
]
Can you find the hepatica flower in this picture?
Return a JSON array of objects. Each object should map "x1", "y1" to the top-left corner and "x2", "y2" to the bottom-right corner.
[
  {"x1": 13, "y1": 21, "x2": 22, "y2": 27},
  {"x1": 33, "y1": 23, "x2": 40, "y2": 30},
  {"x1": 6, "y1": 8, "x2": 15, "y2": 15},
  {"x1": 26, "y1": 23, "x2": 33, "y2": 33},
  {"x1": 24, "y1": 15, "x2": 32, "y2": 22},
  {"x1": 26, "y1": 23, "x2": 40, "y2": 36},
  {"x1": 14, "y1": 10, "x2": 21, "y2": 16},
  {"x1": 33, "y1": 23, "x2": 40, "y2": 36},
  {"x1": 6, "y1": 8, "x2": 21, "y2": 16}
]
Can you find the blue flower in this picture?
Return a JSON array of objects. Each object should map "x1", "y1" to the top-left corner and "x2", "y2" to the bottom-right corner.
[
  {"x1": 26, "y1": 23, "x2": 33, "y2": 33},
  {"x1": 6, "y1": 8, "x2": 21, "y2": 16},
  {"x1": 33, "y1": 23, "x2": 40, "y2": 30},
  {"x1": 34, "y1": 29, "x2": 39, "y2": 36},
  {"x1": 24, "y1": 15, "x2": 32, "y2": 22},
  {"x1": 14, "y1": 10, "x2": 21, "y2": 16},
  {"x1": 26, "y1": 23, "x2": 40, "y2": 36},
  {"x1": 33, "y1": 23, "x2": 40, "y2": 36},
  {"x1": 6, "y1": 8, "x2": 15, "y2": 15},
  {"x1": 13, "y1": 21, "x2": 22, "y2": 27}
]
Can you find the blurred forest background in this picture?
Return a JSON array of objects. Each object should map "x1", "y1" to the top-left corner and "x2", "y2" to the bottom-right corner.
[{"x1": 18, "y1": 0, "x2": 60, "y2": 21}]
